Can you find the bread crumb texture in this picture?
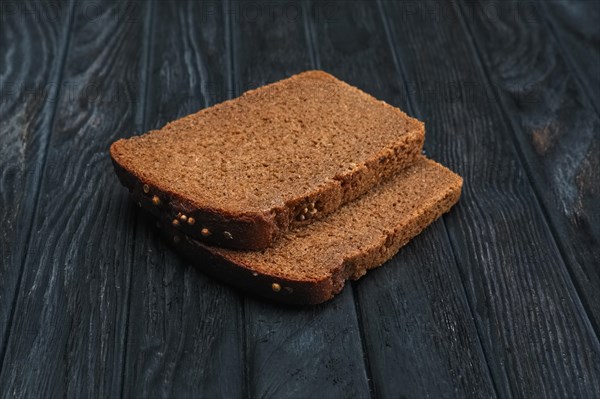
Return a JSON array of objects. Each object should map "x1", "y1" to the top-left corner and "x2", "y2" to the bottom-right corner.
[
  {"x1": 110, "y1": 70, "x2": 424, "y2": 216},
  {"x1": 183, "y1": 157, "x2": 462, "y2": 303}
]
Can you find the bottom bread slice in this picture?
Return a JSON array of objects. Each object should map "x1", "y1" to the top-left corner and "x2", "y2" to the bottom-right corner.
[{"x1": 160, "y1": 157, "x2": 462, "y2": 305}]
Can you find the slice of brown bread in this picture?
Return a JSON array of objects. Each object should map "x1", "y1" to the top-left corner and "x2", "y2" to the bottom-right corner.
[
  {"x1": 111, "y1": 70, "x2": 424, "y2": 250},
  {"x1": 159, "y1": 157, "x2": 462, "y2": 305}
]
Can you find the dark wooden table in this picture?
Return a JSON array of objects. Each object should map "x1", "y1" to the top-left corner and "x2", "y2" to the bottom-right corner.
[{"x1": 1, "y1": 0, "x2": 599, "y2": 397}]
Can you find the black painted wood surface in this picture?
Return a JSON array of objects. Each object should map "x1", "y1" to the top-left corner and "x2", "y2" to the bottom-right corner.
[{"x1": 1, "y1": 0, "x2": 598, "y2": 398}]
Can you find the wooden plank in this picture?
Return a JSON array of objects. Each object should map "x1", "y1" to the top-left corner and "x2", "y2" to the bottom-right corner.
[
  {"x1": 232, "y1": 1, "x2": 371, "y2": 397},
  {"x1": 306, "y1": 1, "x2": 497, "y2": 397},
  {"x1": 458, "y1": 0, "x2": 600, "y2": 336},
  {"x1": 379, "y1": 0, "x2": 600, "y2": 397},
  {"x1": 0, "y1": 0, "x2": 73, "y2": 366},
  {"x1": 541, "y1": 0, "x2": 600, "y2": 113},
  {"x1": 121, "y1": 2, "x2": 245, "y2": 397},
  {"x1": 0, "y1": 1, "x2": 149, "y2": 396},
  {"x1": 245, "y1": 291, "x2": 372, "y2": 398}
]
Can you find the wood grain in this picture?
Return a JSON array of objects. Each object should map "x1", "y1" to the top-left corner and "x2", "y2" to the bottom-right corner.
[
  {"x1": 541, "y1": 0, "x2": 600, "y2": 114},
  {"x1": 0, "y1": 1, "x2": 148, "y2": 396},
  {"x1": 121, "y1": 2, "x2": 245, "y2": 397},
  {"x1": 307, "y1": 1, "x2": 497, "y2": 397},
  {"x1": 380, "y1": 0, "x2": 600, "y2": 397},
  {"x1": 457, "y1": 0, "x2": 600, "y2": 337},
  {"x1": 232, "y1": 1, "x2": 371, "y2": 397},
  {"x1": 1, "y1": 1, "x2": 599, "y2": 397},
  {"x1": 0, "y1": 0, "x2": 72, "y2": 367}
]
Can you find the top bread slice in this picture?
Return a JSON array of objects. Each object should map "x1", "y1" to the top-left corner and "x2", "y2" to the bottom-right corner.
[
  {"x1": 110, "y1": 70, "x2": 425, "y2": 250},
  {"x1": 160, "y1": 157, "x2": 463, "y2": 304}
]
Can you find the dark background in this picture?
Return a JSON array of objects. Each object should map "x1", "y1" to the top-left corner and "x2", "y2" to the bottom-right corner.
[{"x1": 1, "y1": 0, "x2": 599, "y2": 398}]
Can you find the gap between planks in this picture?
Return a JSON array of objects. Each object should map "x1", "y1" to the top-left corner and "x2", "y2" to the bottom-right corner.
[
  {"x1": 302, "y1": 1, "x2": 377, "y2": 396},
  {"x1": 223, "y1": 0, "x2": 251, "y2": 397},
  {"x1": 453, "y1": 0, "x2": 600, "y2": 346},
  {"x1": 374, "y1": 0, "x2": 501, "y2": 397},
  {"x1": 118, "y1": 1, "x2": 157, "y2": 398},
  {"x1": 0, "y1": 0, "x2": 77, "y2": 377}
]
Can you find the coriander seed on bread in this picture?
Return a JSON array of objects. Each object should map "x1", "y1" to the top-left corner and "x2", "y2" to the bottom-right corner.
[
  {"x1": 160, "y1": 157, "x2": 462, "y2": 304},
  {"x1": 110, "y1": 71, "x2": 424, "y2": 250}
]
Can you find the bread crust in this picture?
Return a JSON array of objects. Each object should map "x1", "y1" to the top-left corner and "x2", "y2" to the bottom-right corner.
[
  {"x1": 110, "y1": 71, "x2": 426, "y2": 250},
  {"x1": 111, "y1": 129, "x2": 424, "y2": 250},
  {"x1": 156, "y1": 158, "x2": 462, "y2": 305}
]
